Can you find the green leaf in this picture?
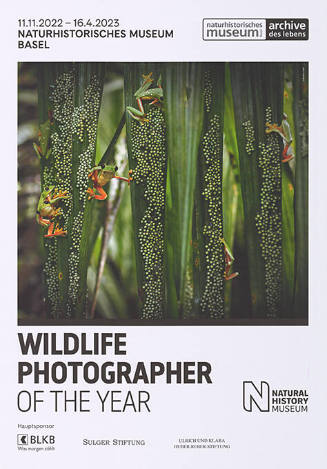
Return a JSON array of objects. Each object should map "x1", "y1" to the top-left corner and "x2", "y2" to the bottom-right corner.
[
  {"x1": 164, "y1": 63, "x2": 204, "y2": 316},
  {"x1": 230, "y1": 63, "x2": 284, "y2": 318},
  {"x1": 38, "y1": 63, "x2": 104, "y2": 318},
  {"x1": 125, "y1": 64, "x2": 167, "y2": 319},
  {"x1": 193, "y1": 63, "x2": 225, "y2": 318}
]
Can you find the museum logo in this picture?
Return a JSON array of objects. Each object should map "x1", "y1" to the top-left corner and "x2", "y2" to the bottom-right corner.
[
  {"x1": 203, "y1": 18, "x2": 309, "y2": 41},
  {"x1": 243, "y1": 381, "x2": 309, "y2": 413}
]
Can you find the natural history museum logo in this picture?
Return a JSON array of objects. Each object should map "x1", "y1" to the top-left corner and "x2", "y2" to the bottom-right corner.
[{"x1": 243, "y1": 381, "x2": 309, "y2": 413}]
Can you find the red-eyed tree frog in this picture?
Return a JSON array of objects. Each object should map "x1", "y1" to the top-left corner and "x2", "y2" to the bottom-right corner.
[
  {"x1": 265, "y1": 113, "x2": 295, "y2": 163},
  {"x1": 86, "y1": 164, "x2": 132, "y2": 201},
  {"x1": 33, "y1": 119, "x2": 52, "y2": 160},
  {"x1": 36, "y1": 186, "x2": 69, "y2": 237},
  {"x1": 220, "y1": 237, "x2": 239, "y2": 281},
  {"x1": 126, "y1": 72, "x2": 163, "y2": 123}
]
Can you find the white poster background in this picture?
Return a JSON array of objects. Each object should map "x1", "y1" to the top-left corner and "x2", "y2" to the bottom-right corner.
[{"x1": 1, "y1": 0, "x2": 326, "y2": 468}]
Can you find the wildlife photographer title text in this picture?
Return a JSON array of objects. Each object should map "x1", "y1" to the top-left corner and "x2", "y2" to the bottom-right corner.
[{"x1": 17, "y1": 332, "x2": 212, "y2": 413}]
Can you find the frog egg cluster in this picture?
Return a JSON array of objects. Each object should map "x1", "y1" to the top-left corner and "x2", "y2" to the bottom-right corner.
[
  {"x1": 50, "y1": 71, "x2": 74, "y2": 230},
  {"x1": 67, "y1": 76, "x2": 102, "y2": 314},
  {"x1": 265, "y1": 106, "x2": 272, "y2": 124},
  {"x1": 42, "y1": 71, "x2": 75, "y2": 317},
  {"x1": 67, "y1": 211, "x2": 85, "y2": 314},
  {"x1": 255, "y1": 107, "x2": 282, "y2": 318},
  {"x1": 43, "y1": 242, "x2": 60, "y2": 315},
  {"x1": 43, "y1": 166, "x2": 53, "y2": 188},
  {"x1": 44, "y1": 72, "x2": 102, "y2": 317},
  {"x1": 242, "y1": 120, "x2": 256, "y2": 154},
  {"x1": 200, "y1": 114, "x2": 224, "y2": 318},
  {"x1": 130, "y1": 107, "x2": 167, "y2": 319},
  {"x1": 203, "y1": 70, "x2": 213, "y2": 113},
  {"x1": 73, "y1": 77, "x2": 101, "y2": 202}
]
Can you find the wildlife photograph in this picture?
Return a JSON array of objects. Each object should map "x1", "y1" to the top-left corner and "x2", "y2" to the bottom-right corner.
[{"x1": 17, "y1": 62, "x2": 308, "y2": 323}]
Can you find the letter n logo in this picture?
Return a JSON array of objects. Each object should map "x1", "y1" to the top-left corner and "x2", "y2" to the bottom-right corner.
[{"x1": 243, "y1": 381, "x2": 270, "y2": 412}]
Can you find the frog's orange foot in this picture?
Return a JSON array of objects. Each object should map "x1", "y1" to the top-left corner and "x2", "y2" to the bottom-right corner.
[
  {"x1": 142, "y1": 72, "x2": 153, "y2": 84},
  {"x1": 114, "y1": 170, "x2": 133, "y2": 186},
  {"x1": 44, "y1": 224, "x2": 67, "y2": 238},
  {"x1": 149, "y1": 98, "x2": 160, "y2": 106},
  {"x1": 86, "y1": 187, "x2": 107, "y2": 200},
  {"x1": 53, "y1": 228, "x2": 67, "y2": 237},
  {"x1": 281, "y1": 143, "x2": 294, "y2": 163},
  {"x1": 135, "y1": 114, "x2": 150, "y2": 125},
  {"x1": 52, "y1": 208, "x2": 63, "y2": 217},
  {"x1": 92, "y1": 192, "x2": 107, "y2": 201},
  {"x1": 53, "y1": 189, "x2": 69, "y2": 200},
  {"x1": 225, "y1": 272, "x2": 239, "y2": 281},
  {"x1": 86, "y1": 187, "x2": 96, "y2": 200},
  {"x1": 265, "y1": 123, "x2": 282, "y2": 134},
  {"x1": 128, "y1": 169, "x2": 133, "y2": 185},
  {"x1": 37, "y1": 213, "x2": 51, "y2": 227},
  {"x1": 282, "y1": 154, "x2": 294, "y2": 163}
]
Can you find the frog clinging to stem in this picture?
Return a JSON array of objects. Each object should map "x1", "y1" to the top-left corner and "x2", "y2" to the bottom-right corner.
[
  {"x1": 86, "y1": 164, "x2": 133, "y2": 201},
  {"x1": 126, "y1": 72, "x2": 163, "y2": 124},
  {"x1": 265, "y1": 113, "x2": 294, "y2": 163},
  {"x1": 220, "y1": 238, "x2": 239, "y2": 281},
  {"x1": 33, "y1": 111, "x2": 54, "y2": 159},
  {"x1": 36, "y1": 186, "x2": 69, "y2": 237}
]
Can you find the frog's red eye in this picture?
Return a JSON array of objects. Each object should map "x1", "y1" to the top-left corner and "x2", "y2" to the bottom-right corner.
[{"x1": 44, "y1": 186, "x2": 49, "y2": 191}]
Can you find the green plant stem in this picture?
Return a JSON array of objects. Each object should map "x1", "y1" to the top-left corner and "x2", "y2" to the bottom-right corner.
[
  {"x1": 164, "y1": 63, "x2": 204, "y2": 316},
  {"x1": 38, "y1": 63, "x2": 104, "y2": 318},
  {"x1": 89, "y1": 180, "x2": 125, "y2": 318},
  {"x1": 230, "y1": 63, "x2": 284, "y2": 318},
  {"x1": 99, "y1": 113, "x2": 126, "y2": 166},
  {"x1": 193, "y1": 63, "x2": 225, "y2": 318},
  {"x1": 125, "y1": 63, "x2": 167, "y2": 318}
]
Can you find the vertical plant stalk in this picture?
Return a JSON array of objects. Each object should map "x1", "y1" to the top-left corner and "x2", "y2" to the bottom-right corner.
[
  {"x1": 99, "y1": 113, "x2": 126, "y2": 166},
  {"x1": 230, "y1": 63, "x2": 284, "y2": 318},
  {"x1": 293, "y1": 63, "x2": 308, "y2": 317},
  {"x1": 193, "y1": 64, "x2": 225, "y2": 318},
  {"x1": 125, "y1": 64, "x2": 167, "y2": 319},
  {"x1": 230, "y1": 63, "x2": 266, "y2": 317},
  {"x1": 88, "y1": 114, "x2": 127, "y2": 318},
  {"x1": 164, "y1": 63, "x2": 204, "y2": 316},
  {"x1": 87, "y1": 113, "x2": 127, "y2": 265},
  {"x1": 223, "y1": 64, "x2": 244, "y2": 317},
  {"x1": 281, "y1": 164, "x2": 295, "y2": 316},
  {"x1": 89, "y1": 179, "x2": 125, "y2": 318},
  {"x1": 39, "y1": 63, "x2": 104, "y2": 318}
]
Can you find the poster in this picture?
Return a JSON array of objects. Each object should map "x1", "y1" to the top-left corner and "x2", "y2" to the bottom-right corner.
[{"x1": 1, "y1": 1, "x2": 326, "y2": 468}]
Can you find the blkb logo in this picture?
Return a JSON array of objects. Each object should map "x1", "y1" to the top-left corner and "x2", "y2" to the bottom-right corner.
[
  {"x1": 17, "y1": 434, "x2": 55, "y2": 445},
  {"x1": 243, "y1": 381, "x2": 270, "y2": 412},
  {"x1": 17, "y1": 434, "x2": 28, "y2": 445}
]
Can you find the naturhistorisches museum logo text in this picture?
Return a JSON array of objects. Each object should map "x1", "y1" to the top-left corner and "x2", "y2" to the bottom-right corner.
[{"x1": 203, "y1": 18, "x2": 309, "y2": 41}]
